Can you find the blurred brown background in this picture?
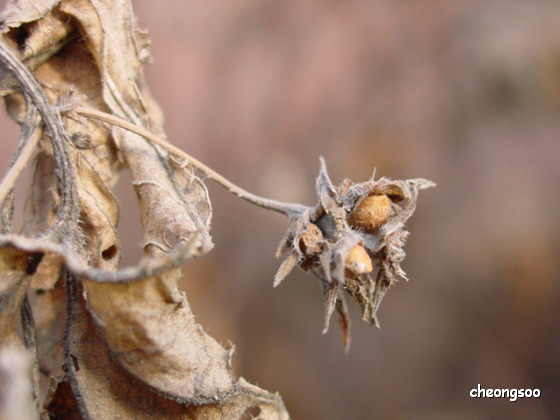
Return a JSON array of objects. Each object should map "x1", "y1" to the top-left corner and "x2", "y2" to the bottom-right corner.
[{"x1": 2, "y1": 1, "x2": 560, "y2": 419}]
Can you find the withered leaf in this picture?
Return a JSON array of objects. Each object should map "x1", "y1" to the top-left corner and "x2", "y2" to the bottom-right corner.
[
  {"x1": 64, "y1": 277, "x2": 206, "y2": 420},
  {"x1": 0, "y1": 234, "x2": 289, "y2": 419},
  {"x1": 0, "y1": 246, "x2": 34, "y2": 346},
  {"x1": 0, "y1": 0, "x2": 57, "y2": 28},
  {"x1": 83, "y1": 273, "x2": 236, "y2": 401},
  {"x1": 0, "y1": 0, "x2": 290, "y2": 418},
  {"x1": 65, "y1": 276, "x2": 288, "y2": 419}
]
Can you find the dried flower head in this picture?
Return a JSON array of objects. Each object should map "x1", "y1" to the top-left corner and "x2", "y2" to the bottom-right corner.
[{"x1": 275, "y1": 158, "x2": 434, "y2": 350}]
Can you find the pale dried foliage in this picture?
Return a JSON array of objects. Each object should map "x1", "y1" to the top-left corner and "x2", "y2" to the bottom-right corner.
[
  {"x1": 0, "y1": 1, "x2": 431, "y2": 419},
  {"x1": 0, "y1": 0, "x2": 287, "y2": 418}
]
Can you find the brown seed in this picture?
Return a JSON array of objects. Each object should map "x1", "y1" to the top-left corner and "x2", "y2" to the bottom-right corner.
[
  {"x1": 299, "y1": 223, "x2": 323, "y2": 256},
  {"x1": 348, "y1": 194, "x2": 391, "y2": 232},
  {"x1": 344, "y1": 244, "x2": 373, "y2": 277}
]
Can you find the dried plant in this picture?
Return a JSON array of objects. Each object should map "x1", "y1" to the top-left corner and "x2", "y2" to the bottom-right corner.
[
  {"x1": 273, "y1": 160, "x2": 434, "y2": 350},
  {"x1": 0, "y1": 0, "x2": 433, "y2": 419}
]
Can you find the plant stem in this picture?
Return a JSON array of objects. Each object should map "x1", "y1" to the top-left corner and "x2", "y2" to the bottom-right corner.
[
  {"x1": 75, "y1": 107, "x2": 309, "y2": 219},
  {"x1": 0, "y1": 42, "x2": 81, "y2": 244},
  {"x1": 0, "y1": 126, "x2": 42, "y2": 206}
]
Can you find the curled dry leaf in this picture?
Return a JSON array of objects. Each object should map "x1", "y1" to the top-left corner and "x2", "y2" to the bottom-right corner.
[
  {"x1": 83, "y1": 273, "x2": 236, "y2": 401},
  {"x1": 0, "y1": 0, "x2": 289, "y2": 418},
  {"x1": 0, "y1": 247, "x2": 33, "y2": 347},
  {"x1": 62, "y1": 276, "x2": 287, "y2": 419},
  {"x1": 275, "y1": 159, "x2": 434, "y2": 350}
]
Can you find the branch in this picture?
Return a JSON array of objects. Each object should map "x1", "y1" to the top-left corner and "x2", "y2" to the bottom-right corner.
[{"x1": 74, "y1": 106, "x2": 309, "y2": 220}]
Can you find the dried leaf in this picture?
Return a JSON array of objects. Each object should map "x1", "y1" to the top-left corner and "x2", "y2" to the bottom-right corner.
[
  {"x1": 83, "y1": 273, "x2": 236, "y2": 401},
  {"x1": 65, "y1": 277, "x2": 198, "y2": 419},
  {"x1": 31, "y1": 271, "x2": 66, "y2": 387},
  {"x1": 0, "y1": 0, "x2": 290, "y2": 418},
  {"x1": 65, "y1": 275, "x2": 288, "y2": 419},
  {"x1": 0, "y1": 0, "x2": 57, "y2": 29},
  {"x1": 123, "y1": 130, "x2": 212, "y2": 257},
  {"x1": 0, "y1": 246, "x2": 33, "y2": 346}
]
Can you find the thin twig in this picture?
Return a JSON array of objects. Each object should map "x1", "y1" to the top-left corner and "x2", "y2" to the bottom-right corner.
[
  {"x1": 0, "y1": 232, "x2": 209, "y2": 284},
  {"x1": 0, "y1": 126, "x2": 42, "y2": 205},
  {"x1": 74, "y1": 106, "x2": 309, "y2": 219}
]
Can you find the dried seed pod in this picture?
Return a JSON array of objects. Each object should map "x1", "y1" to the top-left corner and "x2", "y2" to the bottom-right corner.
[
  {"x1": 344, "y1": 244, "x2": 373, "y2": 277},
  {"x1": 348, "y1": 194, "x2": 391, "y2": 232},
  {"x1": 272, "y1": 158, "x2": 434, "y2": 348},
  {"x1": 299, "y1": 223, "x2": 323, "y2": 256}
]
